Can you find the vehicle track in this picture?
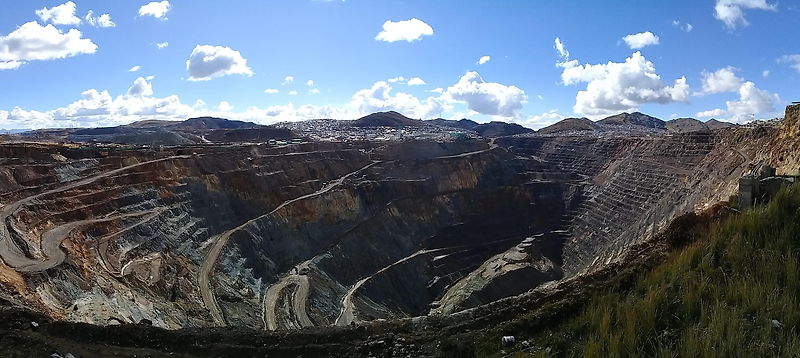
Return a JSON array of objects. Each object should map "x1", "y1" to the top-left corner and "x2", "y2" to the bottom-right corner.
[
  {"x1": 334, "y1": 235, "x2": 524, "y2": 326},
  {"x1": 199, "y1": 161, "x2": 382, "y2": 326},
  {"x1": 0, "y1": 155, "x2": 191, "y2": 271},
  {"x1": 263, "y1": 273, "x2": 311, "y2": 330}
]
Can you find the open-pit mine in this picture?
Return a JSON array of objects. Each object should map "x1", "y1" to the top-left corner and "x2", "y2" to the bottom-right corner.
[{"x1": 0, "y1": 106, "x2": 797, "y2": 356}]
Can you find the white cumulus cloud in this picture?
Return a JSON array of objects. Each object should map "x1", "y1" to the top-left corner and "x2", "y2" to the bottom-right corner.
[
  {"x1": 307, "y1": 80, "x2": 314, "y2": 87},
  {"x1": 696, "y1": 81, "x2": 782, "y2": 123},
  {"x1": 36, "y1": 1, "x2": 81, "y2": 26},
  {"x1": 714, "y1": 0, "x2": 777, "y2": 29},
  {"x1": 0, "y1": 78, "x2": 195, "y2": 128},
  {"x1": 0, "y1": 61, "x2": 23, "y2": 70},
  {"x1": 126, "y1": 77, "x2": 153, "y2": 97},
  {"x1": 557, "y1": 50, "x2": 689, "y2": 118},
  {"x1": 0, "y1": 21, "x2": 97, "y2": 70},
  {"x1": 696, "y1": 67, "x2": 743, "y2": 96},
  {"x1": 218, "y1": 101, "x2": 233, "y2": 111},
  {"x1": 85, "y1": 11, "x2": 115, "y2": 28},
  {"x1": 622, "y1": 31, "x2": 660, "y2": 49},
  {"x1": 139, "y1": 1, "x2": 172, "y2": 19},
  {"x1": 309, "y1": 89, "x2": 320, "y2": 95},
  {"x1": 388, "y1": 76, "x2": 405, "y2": 83},
  {"x1": 407, "y1": 77, "x2": 426, "y2": 86},
  {"x1": 763, "y1": 70, "x2": 770, "y2": 77},
  {"x1": 282, "y1": 76, "x2": 294, "y2": 85},
  {"x1": 442, "y1": 71, "x2": 528, "y2": 118},
  {"x1": 129, "y1": 66, "x2": 141, "y2": 72},
  {"x1": 478, "y1": 56, "x2": 491, "y2": 65},
  {"x1": 375, "y1": 18, "x2": 434, "y2": 43},
  {"x1": 156, "y1": 42, "x2": 169, "y2": 49},
  {"x1": 186, "y1": 45, "x2": 252, "y2": 81},
  {"x1": 288, "y1": 90, "x2": 297, "y2": 95},
  {"x1": 264, "y1": 89, "x2": 279, "y2": 94}
]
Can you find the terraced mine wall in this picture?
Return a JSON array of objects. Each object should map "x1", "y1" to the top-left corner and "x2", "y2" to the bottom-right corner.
[
  {"x1": 498, "y1": 132, "x2": 753, "y2": 276},
  {"x1": 0, "y1": 127, "x2": 771, "y2": 330}
]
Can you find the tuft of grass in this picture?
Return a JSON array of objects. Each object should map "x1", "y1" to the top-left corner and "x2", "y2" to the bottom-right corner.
[{"x1": 473, "y1": 185, "x2": 800, "y2": 358}]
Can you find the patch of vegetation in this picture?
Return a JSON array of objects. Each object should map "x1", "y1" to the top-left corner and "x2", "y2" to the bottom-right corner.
[{"x1": 473, "y1": 185, "x2": 800, "y2": 357}]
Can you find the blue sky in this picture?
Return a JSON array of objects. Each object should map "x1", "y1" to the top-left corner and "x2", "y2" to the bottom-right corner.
[{"x1": 0, "y1": 0, "x2": 798, "y2": 129}]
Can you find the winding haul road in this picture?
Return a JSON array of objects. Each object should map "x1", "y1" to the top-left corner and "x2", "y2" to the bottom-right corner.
[
  {"x1": 199, "y1": 161, "x2": 382, "y2": 326},
  {"x1": 16, "y1": 211, "x2": 156, "y2": 272},
  {"x1": 0, "y1": 155, "x2": 191, "y2": 272},
  {"x1": 334, "y1": 235, "x2": 524, "y2": 326},
  {"x1": 96, "y1": 207, "x2": 172, "y2": 277},
  {"x1": 334, "y1": 248, "x2": 438, "y2": 326},
  {"x1": 433, "y1": 138, "x2": 498, "y2": 159},
  {"x1": 263, "y1": 273, "x2": 311, "y2": 330}
]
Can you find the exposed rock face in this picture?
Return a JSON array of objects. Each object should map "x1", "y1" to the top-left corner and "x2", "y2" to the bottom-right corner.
[
  {"x1": 768, "y1": 104, "x2": 800, "y2": 174},
  {"x1": 497, "y1": 130, "x2": 762, "y2": 275},
  {"x1": 0, "y1": 124, "x2": 774, "y2": 331}
]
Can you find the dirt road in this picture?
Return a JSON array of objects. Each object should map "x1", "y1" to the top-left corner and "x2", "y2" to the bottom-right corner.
[
  {"x1": 334, "y1": 235, "x2": 523, "y2": 326},
  {"x1": 263, "y1": 273, "x2": 311, "y2": 330},
  {"x1": 96, "y1": 207, "x2": 171, "y2": 276},
  {"x1": 200, "y1": 161, "x2": 381, "y2": 326},
  {"x1": 0, "y1": 155, "x2": 191, "y2": 271},
  {"x1": 433, "y1": 138, "x2": 498, "y2": 159},
  {"x1": 16, "y1": 211, "x2": 155, "y2": 272},
  {"x1": 335, "y1": 248, "x2": 437, "y2": 326}
]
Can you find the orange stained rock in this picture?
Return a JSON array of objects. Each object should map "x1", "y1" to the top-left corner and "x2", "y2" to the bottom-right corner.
[{"x1": 0, "y1": 259, "x2": 26, "y2": 294}]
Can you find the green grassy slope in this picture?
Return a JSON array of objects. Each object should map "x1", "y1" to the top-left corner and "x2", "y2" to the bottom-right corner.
[{"x1": 473, "y1": 185, "x2": 800, "y2": 358}]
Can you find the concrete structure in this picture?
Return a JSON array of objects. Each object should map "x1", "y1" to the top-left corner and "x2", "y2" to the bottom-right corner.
[{"x1": 739, "y1": 164, "x2": 797, "y2": 208}]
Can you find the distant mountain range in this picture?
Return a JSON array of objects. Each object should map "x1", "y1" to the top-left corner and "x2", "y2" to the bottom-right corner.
[
  {"x1": 21, "y1": 117, "x2": 294, "y2": 145},
  {"x1": 4, "y1": 111, "x2": 737, "y2": 145},
  {"x1": 351, "y1": 111, "x2": 534, "y2": 137},
  {"x1": 427, "y1": 118, "x2": 533, "y2": 137},
  {"x1": 536, "y1": 112, "x2": 734, "y2": 134}
]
